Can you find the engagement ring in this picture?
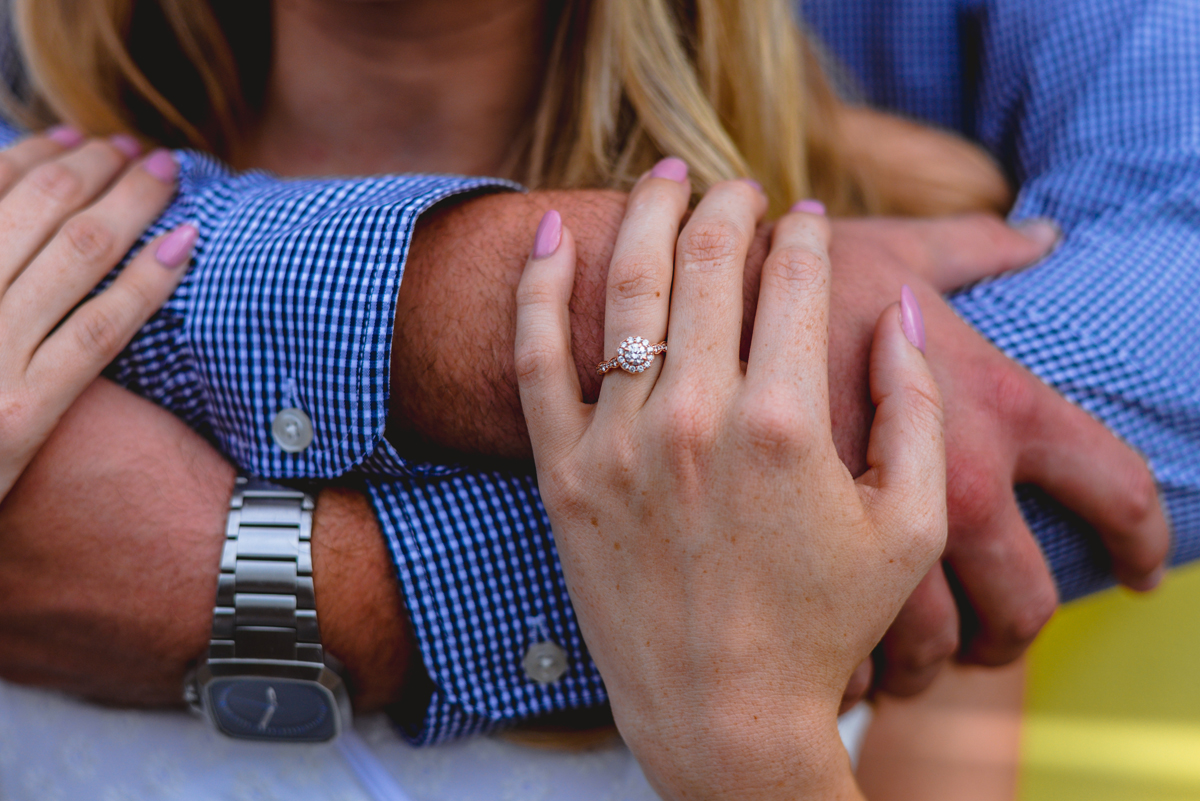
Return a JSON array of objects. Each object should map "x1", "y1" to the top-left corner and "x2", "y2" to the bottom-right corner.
[{"x1": 597, "y1": 336, "x2": 667, "y2": 375}]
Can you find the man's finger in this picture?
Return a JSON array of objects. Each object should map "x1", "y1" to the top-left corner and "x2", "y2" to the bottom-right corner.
[
  {"x1": 944, "y1": 483, "x2": 1059, "y2": 666},
  {"x1": 875, "y1": 565, "x2": 960, "y2": 696},
  {"x1": 1016, "y1": 385, "x2": 1171, "y2": 591},
  {"x1": 514, "y1": 211, "x2": 588, "y2": 460},
  {"x1": 914, "y1": 213, "x2": 1060, "y2": 292},
  {"x1": 840, "y1": 658, "x2": 874, "y2": 715}
]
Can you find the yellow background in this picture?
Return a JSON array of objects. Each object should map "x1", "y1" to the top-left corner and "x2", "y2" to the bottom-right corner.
[{"x1": 1021, "y1": 562, "x2": 1200, "y2": 799}]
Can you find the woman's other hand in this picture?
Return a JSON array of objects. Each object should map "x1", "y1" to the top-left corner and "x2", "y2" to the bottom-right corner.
[
  {"x1": 0, "y1": 127, "x2": 193, "y2": 498},
  {"x1": 515, "y1": 161, "x2": 947, "y2": 800}
]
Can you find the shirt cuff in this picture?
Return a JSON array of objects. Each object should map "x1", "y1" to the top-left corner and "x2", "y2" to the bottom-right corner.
[
  {"x1": 107, "y1": 151, "x2": 520, "y2": 480},
  {"x1": 363, "y1": 471, "x2": 608, "y2": 745}
]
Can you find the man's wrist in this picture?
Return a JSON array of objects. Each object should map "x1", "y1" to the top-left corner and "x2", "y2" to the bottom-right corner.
[{"x1": 310, "y1": 485, "x2": 420, "y2": 711}]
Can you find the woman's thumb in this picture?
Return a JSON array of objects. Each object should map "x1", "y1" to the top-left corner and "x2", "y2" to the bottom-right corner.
[{"x1": 857, "y1": 286, "x2": 947, "y2": 553}]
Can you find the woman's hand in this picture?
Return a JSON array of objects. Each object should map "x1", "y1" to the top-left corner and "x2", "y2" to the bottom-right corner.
[
  {"x1": 0, "y1": 127, "x2": 194, "y2": 498},
  {"x1": 515, "y1": 161, "x2": 947, "y2": 800}
]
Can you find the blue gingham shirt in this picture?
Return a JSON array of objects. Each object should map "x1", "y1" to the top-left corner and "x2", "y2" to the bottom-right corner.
[{"x1": 9, "y1": 0, "x2": 1199, "y2": 744}]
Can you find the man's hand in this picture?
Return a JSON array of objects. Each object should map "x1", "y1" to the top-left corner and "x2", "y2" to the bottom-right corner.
[
  {"x1": 0, "y1": 379, "x2": 415, "y2": 711},
  {"x1": 816, "y1": 216, "x2": 1171, "y2": 697}
]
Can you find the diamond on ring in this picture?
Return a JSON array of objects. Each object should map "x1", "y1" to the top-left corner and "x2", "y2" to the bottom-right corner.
[{"x1": 597, "y1": 336, "x2": 668, "y2": 375}]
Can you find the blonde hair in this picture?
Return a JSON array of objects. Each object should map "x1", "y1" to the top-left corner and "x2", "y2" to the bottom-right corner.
[{"x1": 6, "y1": 0, "x2": 1009, "y2": 217}]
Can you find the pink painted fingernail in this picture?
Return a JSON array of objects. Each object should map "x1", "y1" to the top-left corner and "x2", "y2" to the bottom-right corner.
[
  {"x1": 1013, "y1": 218, "x2": 1062, "y2": 252},
  {"x1": 649, "y1": 157, "x2": 688, "y2": 183},
  {"x1": 532, "y1": 210, "x2": 562, "y2": 259},
  {"x1": 742, "y1": 178, "x2": 764, "y2": 193},
  {"x1": 155, "y1": 223, "x2": 198, "y2": 269},
  {"x1": 142, "y1": 148, "x2": 178, "y2": 182},
  {"x1": 790, "y1": 199, "x2": 826, "y2": 216},
  {"x1": 900, "y1": 284, "x2": 925, "y2": 354},
  {"x1": 110, "y1": 133, "x2": 142, "y2": 158},
  {"x1": 47, "y1": 125, "x2": 84, "y2": 148}
]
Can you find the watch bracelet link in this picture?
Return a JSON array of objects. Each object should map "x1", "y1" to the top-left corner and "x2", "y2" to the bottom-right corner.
[{"x1": 208, "y1": 477, "x2": 325, "y2": 665}]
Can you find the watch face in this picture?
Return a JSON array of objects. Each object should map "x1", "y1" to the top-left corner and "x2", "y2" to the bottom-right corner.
[{"x1": 207, "y1": 678, "x2": 338, "y2": 742}]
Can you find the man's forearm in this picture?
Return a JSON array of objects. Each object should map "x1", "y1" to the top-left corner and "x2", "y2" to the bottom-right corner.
[{"x1": 312, "y1": 484, "x2": 417, "y2": 711}]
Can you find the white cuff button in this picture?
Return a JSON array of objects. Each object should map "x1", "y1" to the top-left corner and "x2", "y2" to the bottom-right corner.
[
  {"x1": 522, "y1": 642, "x2": 568, "y2": 684},
  {"x1": 272, "y1": 408, "x2": 314, "y2": 453}
]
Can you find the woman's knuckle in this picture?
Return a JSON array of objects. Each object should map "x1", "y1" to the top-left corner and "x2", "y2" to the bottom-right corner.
[
  {"x1": 599, "y1": 437, "x2": 641, "y2": 491},
  {"x1": 514, "y1": 340, "x2": 558, "y2": 384},
  {"x1": 901, "y1": 378, "x2": 945, "y2": 431},
  {"x1": 917, "y1": 517, "x2": 949, "y2": 557},
  {"x1": 738, "y1": 395, "x2": 806, "y2": 454},
  {"x1": 896, "y1": 503, "x2": 947, "y2": 557},
  {"x1": 680, "y1": 220, "x2": 742, "y2": 268},
  {"x1": 664, "y1": 399, "x2": 719, "y2": 456},
  {"x1": 61, "y1": 215, "x2": 116, "y2": 263},
  {"x1": 608, "y1": 251, "x2": 664, "y2": 312},
  {"x1": 0, "y1": 395, "x2": 32, "y2": 442},
  {"x1": 766, "y1": 246, "x2": 827, "y2": 291},
  {"x1": 515, "y1": 280, "x2": 555, "y2": 312},
  {"x1": 73, "y1": 306, "x2": 126, "y2": 357},
  {"x1": 963, "y1": 212, "x2": 1010, "y2": 245},
  {"x1": 541, "y1": 461, "x2": 584, "y2": 501},
  {"x1": 28, "y1": 161, "x2": 82, "y2": 204},
  {"x1": 118, "y1": 277, "x2": 158, "y2": 316}
]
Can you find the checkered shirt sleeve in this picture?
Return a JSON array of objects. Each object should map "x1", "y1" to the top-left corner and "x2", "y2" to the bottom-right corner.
[{"x1": 106, "y1": 154, "x2": 519, "y2": 480}]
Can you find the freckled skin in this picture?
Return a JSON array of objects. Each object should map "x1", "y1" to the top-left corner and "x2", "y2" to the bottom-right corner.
[{"x1": 518, "y1": 179, "x2": 947, "y2": 800}]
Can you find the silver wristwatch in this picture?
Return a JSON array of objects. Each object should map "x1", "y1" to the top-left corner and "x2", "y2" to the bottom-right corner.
[{"x1": 185, "y1": 477, "x2": 351, "y2": 742}]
